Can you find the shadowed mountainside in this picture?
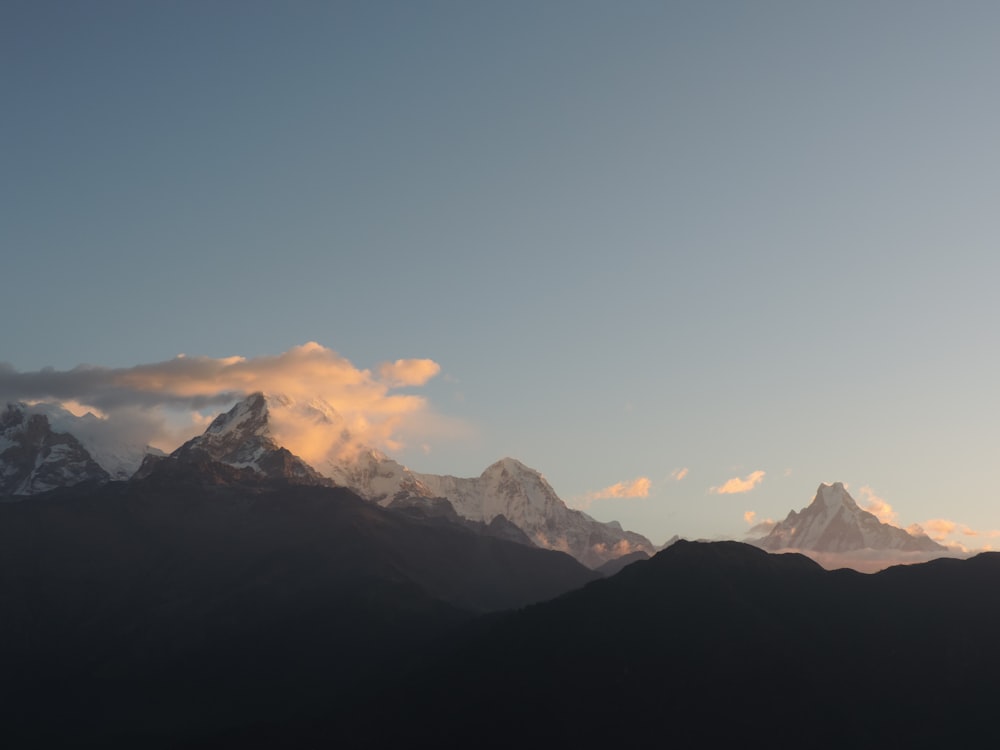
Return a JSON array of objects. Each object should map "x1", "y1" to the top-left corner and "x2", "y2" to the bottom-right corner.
[
  {"x1": 0, "y1": 461, "x2": 597, "y2": 746},
  {"x1": 6, "y1": 456, "x2": 1000, "y2": 748},
  {"x1": 320, "y1": 541, "x2": 1000, "y2": 748}
]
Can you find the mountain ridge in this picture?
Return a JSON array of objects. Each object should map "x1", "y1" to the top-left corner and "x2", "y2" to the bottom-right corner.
[
  {"x1": 168, "y1": 391, "x2": 657, "y2": 567},
  {"x1": 1, "y1": 392, "x2": 656, "y2": 568}
]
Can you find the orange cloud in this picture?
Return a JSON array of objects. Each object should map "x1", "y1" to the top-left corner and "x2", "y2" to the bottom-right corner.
[
  {"x1": 858, "y1": 485, "x2": 898, "y2": 525},
  {"x1": 0, "y1": 342, "x2": 449, "y2": 459},
  {"x1": 905, "y1": 518, "x2": 1000, "y2": 554},
  {"x1": 710, "y1": 470, "x2": 766, "y2": 495},
  {"x1": 918, "y1": 519, "x2": 957, "y2": 541},
  {"x1": 744, "y1": 510, "x2": 757, "y2": 524},
  {"x1": 671, "y1": 467, "x2": 689, "y2": 481},
  {"x1": 378, "y1": 358, "x2": 441, "y2": 387},
  {"x1": 577, "y1": 476, "x2": 652, "y2": 508}
]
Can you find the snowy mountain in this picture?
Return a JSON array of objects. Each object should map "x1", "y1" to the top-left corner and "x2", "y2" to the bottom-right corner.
[
  {"x1": 176, "y1": 392, "x2": 655, "y2": 567},
  {"x1": 0, "y1": 391, "x2": 654, "y2": 566},
  {"x1": 327, "y1": 450, "x2": 655, "y2": 568},
  {"x1": 23, "y1": 401, "x2": 157, "y2": 480},
  {"x1": 754, "y1": 482, "x2": 945, "y2": 553},
  {"x1": 1, "y1": 403, "x2": 109, "y2": 495},
  {"x1": 1, "y1": 401, "x2": 167, "y2": 496},
  {"x1": 164, "y1": 393, "x2": 331, "y2": 485}
]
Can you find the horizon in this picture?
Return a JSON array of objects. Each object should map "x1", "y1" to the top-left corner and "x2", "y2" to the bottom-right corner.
[
  {"x1": 5, "y1": 3, "x2": 1000, "y2": 556},
  {"x1": 0, "y1": 371, "x2": 989, "y2": 569}
]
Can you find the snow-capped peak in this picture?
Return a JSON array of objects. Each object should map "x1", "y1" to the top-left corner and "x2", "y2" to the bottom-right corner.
[
  {"x1": 11, "y1": 401, "x2": 154, "y2": 480},
  {"x1": 202, "y1": 391, "x2": 270, "y2": 439},
  {"x1": 1, "y1": 403, "x2": 110, "y2": 494},
  {"x1": 755, "y1": 482, "x2": 944, "y2": 553},
  {"x1": 169, "y1": 392, "x2": 329, "y2": 484},
  {"x1": 814, "y1": 482, "x2": 853, "y2": 510},
  {"x1": 483, "y1": 456, "x2": 533, "y2": 474}
]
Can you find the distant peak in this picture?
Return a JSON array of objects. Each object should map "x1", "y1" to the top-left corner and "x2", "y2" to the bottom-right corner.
[
  {"x1": 816, "y1": 481, "x2": 846, "y2": 494},
  {"x1": 483, "y1": 457, "x2": 535, "y2": 476},
  {"x1": 813, "y1": 482, "x2": 855, "y2": 508}
]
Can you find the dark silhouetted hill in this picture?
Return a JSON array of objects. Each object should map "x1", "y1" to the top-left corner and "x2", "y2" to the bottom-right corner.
[{"x1": 0, "y1": 459, "x2": 597, "y2": 746}]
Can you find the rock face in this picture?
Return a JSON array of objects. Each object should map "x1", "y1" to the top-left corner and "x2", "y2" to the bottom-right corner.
[
  {"x1": 0, "y1": 403, "x2": 109, "y2": 495},
  {"x1": 755, "y1": 482, "x2": 945, "y2": 553}
]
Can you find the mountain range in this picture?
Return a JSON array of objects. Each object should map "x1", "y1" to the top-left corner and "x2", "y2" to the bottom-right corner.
[
  {"x1": 4, "y1": 485, "x2": 995, "y2": 747},
  {"x1": 2, "y1": 395, "x2": 995, "y2": 746},
  {"x1": 2, "y1": 394, "x2": 655, "y2": 568}
]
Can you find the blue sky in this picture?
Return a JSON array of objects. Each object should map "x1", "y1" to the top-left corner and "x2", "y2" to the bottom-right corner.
[{"x1": 4, "y1": 1, "x2": 1000, "y2": 547}]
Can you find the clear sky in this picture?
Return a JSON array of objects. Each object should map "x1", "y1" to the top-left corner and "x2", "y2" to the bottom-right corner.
[{"x1": 4, "y1": 1, "x2": 1000, "y2": 549}]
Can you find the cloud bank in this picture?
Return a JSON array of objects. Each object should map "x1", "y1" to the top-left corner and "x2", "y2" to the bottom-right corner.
[{"x1": 0, "y1": 342, "x2": 447, "y2": 457}]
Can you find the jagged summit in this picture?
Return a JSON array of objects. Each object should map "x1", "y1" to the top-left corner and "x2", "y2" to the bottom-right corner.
[
  {"x1": 1, "y1": 400, "x2": 155, "y2": 487},
  {"x1": 814, "y1": 481, "x2": 852, "y2": 509},
  {"x1": 755, "y1": 482, "x2": 944, "y2": 553},
  {"x1": 1, "y1": 403, "x2": 110, "y2": 495},
  {"x1": 168, "y1": 392, "x2": 330, "y2": 485}
]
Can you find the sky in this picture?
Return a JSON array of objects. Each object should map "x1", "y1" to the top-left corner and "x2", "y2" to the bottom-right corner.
[{"x1": 4, "y1": 1, "x2": 1000, "y2": 550}]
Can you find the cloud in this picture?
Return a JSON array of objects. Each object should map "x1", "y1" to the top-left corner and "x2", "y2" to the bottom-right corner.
[
  {"x1": 0, "y1": 342, "x2": 448, "y2": 458},
  {"x1": 914, "y1": 519, "x2": 956, "y2": 542},
  {"x1": 577, "y1": 476, "x2": 652, "y2": 509},
  {"x1": 710, "y1": 470, "x2": 766, "y2": 495},
  {"x1": 744, "y1": 510, "x2": 756, "y2": 524},
  {"x1": 377, "y1": 358, "x2": 441, "y2": 387},
  {"x1": 671, "y1": 467, "x2": 689, "y2": 481},
  {"x1": 858, "y1": 485, "x2": 898, "y2": 525},
  {"x1": 903, "y1": 518, "x2": 1000, "y2": 554}
]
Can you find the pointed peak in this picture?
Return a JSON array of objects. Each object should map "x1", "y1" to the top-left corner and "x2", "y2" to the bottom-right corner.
[
  {"x1": 816, "y1": 481, "x2": 846, "y2": 494},
  {"x1": 202, "y1": 393, "x2": 275, "y2": 441},
  {"x1": 812, "y1": 482, "x2": 857, "y2": 509},
  {"x1": 483, "y1": 457, "x2": 535, "y2": 476}
]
